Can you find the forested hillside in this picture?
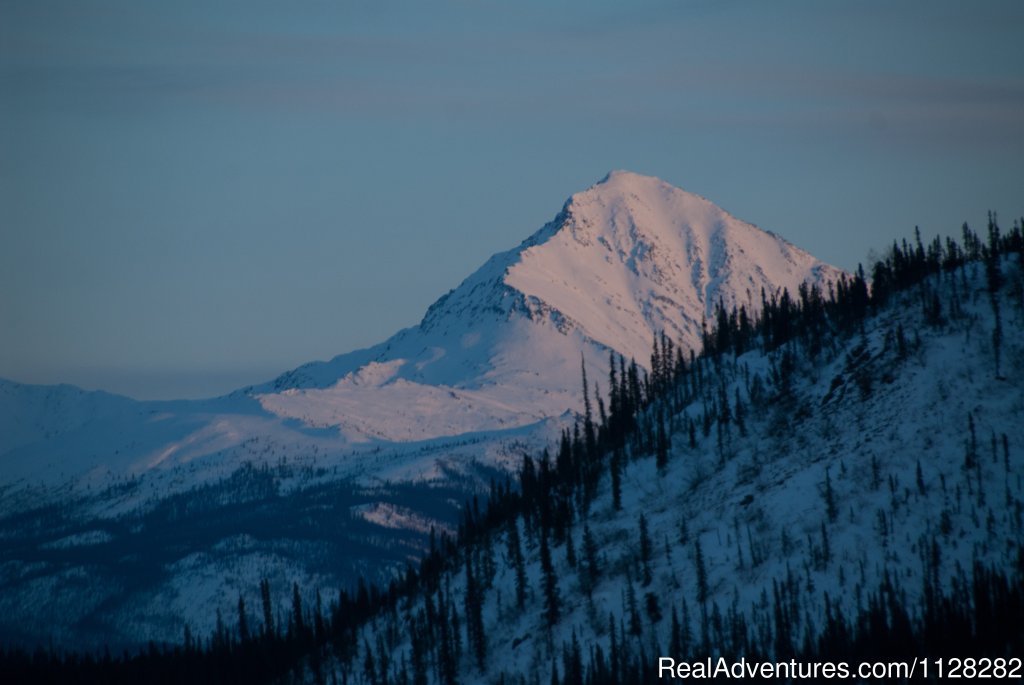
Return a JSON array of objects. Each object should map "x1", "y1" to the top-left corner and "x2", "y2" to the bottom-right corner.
[{"x1": 4, "y1": 217, "x2": 1023, "y2": 683}]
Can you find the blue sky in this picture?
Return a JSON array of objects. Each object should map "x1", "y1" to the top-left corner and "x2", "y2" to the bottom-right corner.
[{"x1": 2, "y1": 0, "x2": 1022, "y2": 399}]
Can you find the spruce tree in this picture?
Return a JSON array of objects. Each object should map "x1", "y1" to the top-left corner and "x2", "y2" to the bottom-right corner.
[
  {"x1": 581, "y1": 524, "x2": 600, "y2": 599},
  {"x1": 965, "y1": 413, "x2": 978, "y2": 470},
  {"x1": 450, "y1": 597, "x2": 463, "y2": 676},
  {"x1": 260, "y1": 578, "x2": 274, "y2": 639},
  {"x1": 1004, "y1": 434, "x2": 1011, "y2": 475},
  {"x1": 237, "y1": 593, "x2": 250, "y2": 642},
  {"x1": 540, "y1": 530, "x2": 560, "y2": 628},
  {"x1": 214, "y1": 608, "x2": 225, "y2": 651},
  {"x1": 464, "y1": 554, "x2": 486, "y2": 670},
  {"x1": 610, "y1": 447, "x2": 623, "y2": 511},
  {"x1": 992, "y1": 297, "x2": 1003, "y2": 377},
  {"x1": 436, "y1": 590, "x2": 458, "y2": 685},
  {"x1": 669, "y1": 606, "x2": 682, "y2": 656},
  {"x1": 581, "y1": 357, "x2": 596, "y2": 459},
  {"x1": 656, "y1": 411, "x2": 669, "y2": 471},
  {"x1": 679, "y1": 599, "x2": 692, "y2": 658},
  {"x1": 410, "y1": 623, "x2": 428, "y2": 685},
  {"x1": 507, "y1": 520, "x2": 528, "y2": 609},
  {"x1": 564, "y1": 631, "x2": 584, "y2": 685},
  {"x1": 313, "y1": 589, "x2": 324, "y2": 643},
  {"x1": 625, "y1": 572, "x2": 642, "y2": 637},
  {"x1": 291, "y1": 582, "x2": 304, "y2": 639},
  {"x1": 820, "y1": 520, "x2": 831, "y2": 568},
  {"x1": 823, "y1": 467, "x2": 838, "y2": 523},
  {"x1": 639, "y1": 514, "x2": 653, "y2": 587},
  {"x1": 694, "y1": 538, "x2": 709, "y2": 609},
  {"x1": 608, "y1": 614, "x2": 620, "y2": 681},
  {"x1": 734, "y1": 388, "x2": 746, "y2": 437},
  {"x1": 644, "y1": 592, "x2": 662, "y2": 624},
  {"x1": 363, "y1": 638, "x2": 378, "y2": 685}
]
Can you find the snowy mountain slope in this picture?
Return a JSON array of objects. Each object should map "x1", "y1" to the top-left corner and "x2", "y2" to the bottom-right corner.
[
  {"x1": 2, "y1": 171, "x2": 841, "y2": 495},
  {"x1": 254, "y1": 170, "x2": 844, "y2": 445},
  {"x1": 0, "y1": 171, "x2": 846, "y2": 651},
  {"x1": 332, "y1": 253, "x2": 1024, "y2": 684},
  {"x1": 504, "y1": 170, "x2": 840, "y2": 363},
  {"x1": 0, "y1": 379, "x2": 139, "y2": 457}
]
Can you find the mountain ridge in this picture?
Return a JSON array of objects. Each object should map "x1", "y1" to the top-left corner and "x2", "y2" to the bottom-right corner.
[
  {"x1": 263, "y1": 170, "x2": 843, "y2": 394},
  {"x1": 2, "y1": 171, "x2": 844, "y2": 486},
  {"x1": 0, "y1": 172, "x2": 849, "y2": 649}
]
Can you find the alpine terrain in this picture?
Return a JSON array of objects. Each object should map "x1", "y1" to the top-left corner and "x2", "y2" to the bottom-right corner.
[
  {"x1": 0, "y1": 171, "x2": 910, "y2": 656},
  {"x1": 5, "y1": 195, "x2": 1022, "y2": 684}
]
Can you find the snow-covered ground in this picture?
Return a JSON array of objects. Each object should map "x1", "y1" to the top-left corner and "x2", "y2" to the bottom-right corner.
[
  {"x1": 348, "y1": 255, "x2": 1024, "y2": 683},
  {"x1": 0, "y1": 171, "x2": 844, "y2": 650}
]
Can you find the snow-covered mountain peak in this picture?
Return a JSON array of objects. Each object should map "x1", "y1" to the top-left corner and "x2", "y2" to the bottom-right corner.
[
  {"x1": 1, "y1": 173, "x2": 844, "y2": 497},
  {"x1": 573, "y1": 169, "x2": 718, "y2": 226},
  {"x1": 596, "y1": 167, "x2": 698, "y2": 196},
  {"x1": 499, "y1": 171, "x2": 845, "y2": 363},
  {"x1": 595, "y1": 168, "x2": 679, "y2": 191},
  {"x1": 261, "y1": 173, "x2": 844, "y2": 424}
]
